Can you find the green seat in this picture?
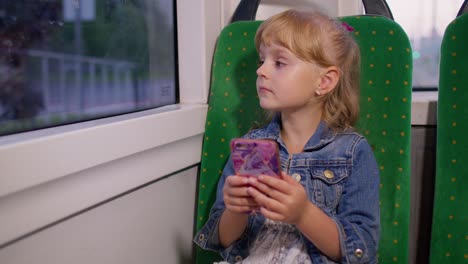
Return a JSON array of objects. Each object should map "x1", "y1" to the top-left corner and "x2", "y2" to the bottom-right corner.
[
  {"x1": 341, "y1": 16, "x2": 412, "y2": 264},
  {"x1": 430, "y1": 6, "x2": 468, "y2": 264},
  {"x1": 194, "y1": 3, "x2": 412, "y2": 264},
  {"x1": 194, "y1": 21, "x2": 265, "y2": 264}
]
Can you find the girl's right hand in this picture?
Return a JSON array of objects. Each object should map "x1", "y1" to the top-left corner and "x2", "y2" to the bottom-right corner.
[{"x1": 223, "y1": 175, "x2": 258, "y2": 214}]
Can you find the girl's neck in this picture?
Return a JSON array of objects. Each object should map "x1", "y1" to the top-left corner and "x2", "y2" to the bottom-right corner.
[{"x1": 280, "y1": 108, "x2": 322, "y2": 154}]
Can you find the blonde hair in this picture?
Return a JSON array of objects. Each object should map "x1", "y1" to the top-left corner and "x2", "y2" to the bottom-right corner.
[{"x1": 255, "y1": 9, "x2": 360, "y2": 132}]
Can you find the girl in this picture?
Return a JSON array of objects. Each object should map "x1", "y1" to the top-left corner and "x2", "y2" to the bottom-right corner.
[{"x1": 195, "y1": 9, "x2": 380, "y2": 264}]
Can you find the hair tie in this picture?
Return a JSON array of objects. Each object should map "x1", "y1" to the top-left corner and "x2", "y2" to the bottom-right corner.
[{"x1": 342, "y1": 22, "x2": 354, "y2": 32}]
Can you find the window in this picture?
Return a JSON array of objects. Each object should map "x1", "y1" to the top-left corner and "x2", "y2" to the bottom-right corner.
[
  {"x1": 0, "y1": 0, "x2": 177, "y2": 136},
  {"x1": 386, "y1": 0, "x2": 464, "y2": 90}
]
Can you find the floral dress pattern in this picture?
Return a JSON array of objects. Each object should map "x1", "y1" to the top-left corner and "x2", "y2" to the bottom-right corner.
[{"x1": 216, "y1": 219, "x2": 312, "y2": 264}]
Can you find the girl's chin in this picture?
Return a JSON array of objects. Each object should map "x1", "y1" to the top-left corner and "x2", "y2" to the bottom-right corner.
[{"x1": 259, "y1": 101, "x2": 280, "y2": 111}]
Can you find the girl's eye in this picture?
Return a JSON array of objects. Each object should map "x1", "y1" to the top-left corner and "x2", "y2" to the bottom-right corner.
[
  {"x1": 275, "y1": 61, "x2": 285, "y2": 67},
  {"x1": 257, "y1": 60, "x2": 264, "y2": 66}
]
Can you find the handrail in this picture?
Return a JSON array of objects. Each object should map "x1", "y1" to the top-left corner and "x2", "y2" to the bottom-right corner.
[
  {"x1": 231, "y1": 0, "x2": 261, "y2": 23},
  {"x1": 362, "y1": 0, "x2": 394, "y2": 19},
  {"x1": 457, "y1": 0, "x2": 468, "y2": 16}
]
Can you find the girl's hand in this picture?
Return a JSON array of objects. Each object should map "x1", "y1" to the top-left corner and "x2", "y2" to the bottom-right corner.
[
  {"x1": 247, "y1": 172, "x2": 310, "y2": 225},
  {"x1": 223, "y1": 175, "x2": 259, "y2": 214}
]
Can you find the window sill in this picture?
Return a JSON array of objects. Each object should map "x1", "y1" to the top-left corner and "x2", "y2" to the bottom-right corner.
[
  {"x1": 411, "y1": 91, "x2": 438, "y2": 126},
  {"x1": 0, "y1": 104, "x2": 208, "y2": 198}
]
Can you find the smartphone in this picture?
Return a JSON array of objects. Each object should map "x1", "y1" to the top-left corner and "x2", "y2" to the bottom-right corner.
[{"x1": 230, "y1": 138, "x2": 281, "y2": 177}]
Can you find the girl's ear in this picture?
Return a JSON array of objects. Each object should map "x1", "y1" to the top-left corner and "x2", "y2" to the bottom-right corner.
[{"x1": 317, "y1": 66, "x2": 339, "y2": 95}]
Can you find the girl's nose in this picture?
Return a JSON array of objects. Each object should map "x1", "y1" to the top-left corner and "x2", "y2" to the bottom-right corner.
[{"x1": 256, "y1": 63, "x2": 267, "y2": 78}]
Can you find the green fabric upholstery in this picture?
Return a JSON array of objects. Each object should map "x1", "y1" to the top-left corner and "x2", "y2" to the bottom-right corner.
[
  {"x1": 430, "y1": 14, "x2": 468, "y2": 264},
  {"x1": 194, "y1": 21, "x2": 265, "y2": 264},
  {"x1": 342, "y1": 16, "x2": 413, "y2": 264},
  {"x1": 194, "y1": 16, "x2": 412, "y2": 264}
]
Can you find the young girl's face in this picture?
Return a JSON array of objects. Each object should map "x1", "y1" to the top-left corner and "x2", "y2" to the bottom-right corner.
[{"x1": 256, "y1": 42, "x2": 323, "y2": 113}]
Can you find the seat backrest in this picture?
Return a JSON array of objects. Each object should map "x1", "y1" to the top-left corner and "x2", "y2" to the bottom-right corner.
[
  {"x1": 339, "y1": 15, "x2": 413, "y2": 263},
  {"x1": 194, "y1": 20, "x2": 265, "y2": 264},
  {"x1": 430, "y1": 4, "x2": 468, "y2": 263},
  {"x1": 194, "y1": 3, "x2": 413, "y2": 264}
]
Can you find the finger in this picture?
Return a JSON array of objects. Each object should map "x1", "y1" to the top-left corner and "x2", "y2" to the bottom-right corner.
[
  {"x1": 225, "y1": 196, "x2": 258, "y2": 207},
  {"x1": 226, "y1": 175, "x2": 249, "y2": 187},
  {"x1": 224, "y1": 185, "x2": 251, "y2": 198},
  {"x1": 281, "y1": 171, "x2": 298, "y2": 184},
  {"x1": 246, "y1": 185, "x2": 268, "y2": 202},
  {"x1": 248, "y1": 177, "x2": 285, "y2": 201},
  {"x1": 259, "y1": 206, "x2": 285, "y2": 222},
  {"x1": 247, "y1": 186, "x2": 284, "y2": 213},
  {"x1": 226, "y1": 205, "x2": 255, "y2": 214},
  {"x1": 256, "y1": 174, "x2": 292, "y2": 195}
]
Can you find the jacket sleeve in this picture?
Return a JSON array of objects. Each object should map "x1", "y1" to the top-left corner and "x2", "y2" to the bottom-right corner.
[
  {"x1": 193, "y1": 157, "x2": 254, "y2": 262},
  {"x1": 332, "y1": 138, "x2": 380, "y2": 263}
]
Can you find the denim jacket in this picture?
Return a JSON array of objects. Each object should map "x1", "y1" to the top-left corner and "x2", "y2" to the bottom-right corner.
[{"x1": 194, "y1": 117, "x2": 380, "y2": 264}]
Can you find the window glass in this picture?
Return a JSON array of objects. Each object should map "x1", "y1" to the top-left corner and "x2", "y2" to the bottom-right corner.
[
  {"x1": 0, "y1": 0, "x2": 177, "y2": 136},
  {"x1": 386, "y1": 0, "x2": 464, "y2": 89}
]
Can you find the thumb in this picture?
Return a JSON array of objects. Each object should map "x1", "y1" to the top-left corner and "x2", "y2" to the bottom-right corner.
[{"x1": 280, "y1": 171, "x2": 295, "y2": 183}]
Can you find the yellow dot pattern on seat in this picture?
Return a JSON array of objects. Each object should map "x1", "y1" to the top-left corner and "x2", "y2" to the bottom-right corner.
[
  {"x1": 194, "y1": 21, "x2": 265, "y2": 264},
  {"x1": 341, "y1": 16, "x2": 412, "y2": 263},
  {"x1": 430, "y1": 13, "x2": 468, "y2": 264}
]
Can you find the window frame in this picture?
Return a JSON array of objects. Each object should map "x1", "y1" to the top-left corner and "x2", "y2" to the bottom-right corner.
[
  {"x1": 0, "y1": 0, "x2": 180, "y2": 136},
  {"x1": 0, "y1": 0, "x2": 220, "y2": 198}
]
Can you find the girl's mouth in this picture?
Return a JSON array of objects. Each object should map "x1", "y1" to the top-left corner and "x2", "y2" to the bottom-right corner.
[{"x1": 258, "y1": 86, "x2": 272, "y2": 93}]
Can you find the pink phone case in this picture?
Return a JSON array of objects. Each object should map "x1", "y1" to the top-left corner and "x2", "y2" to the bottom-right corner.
[{"x1": 230, "y1": 138, "x2": 281, "y2": 177}]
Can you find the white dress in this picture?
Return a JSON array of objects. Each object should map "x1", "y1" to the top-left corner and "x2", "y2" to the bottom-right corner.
[{"x1": 216, "y1": 219, "x2": 312, "y2": 264}]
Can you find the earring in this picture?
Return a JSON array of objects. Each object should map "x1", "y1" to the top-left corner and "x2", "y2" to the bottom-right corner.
[{"x1": 316, "y1": 88, "x2": 321, "y2": 95}]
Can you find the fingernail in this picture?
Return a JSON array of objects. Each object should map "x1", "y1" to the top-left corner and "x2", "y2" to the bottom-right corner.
[{"x1": 258, "y1": 175, "x2": 264, "y2": 180}]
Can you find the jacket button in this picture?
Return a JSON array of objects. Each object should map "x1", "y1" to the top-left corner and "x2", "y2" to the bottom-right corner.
[
  {"x1": 324, "y1": 170, "x2": 334, "y2": 179},
  {"x1": 235, "y1": 255, "x2": 243, "y2": 262},
  {"x1": 291, "y1": 173, "x2": 301, "y2": 182},
  {"x1": 354, "y1": 248, "x2": 363, "y2": 258},
  {"x1": 198, "y1": 234, "x2": 205, "y2": 242}
]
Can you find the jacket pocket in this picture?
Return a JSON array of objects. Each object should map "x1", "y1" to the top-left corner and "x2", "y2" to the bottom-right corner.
[{"x1": 307, "y1": 166, "x2": 349, "y2": 213}]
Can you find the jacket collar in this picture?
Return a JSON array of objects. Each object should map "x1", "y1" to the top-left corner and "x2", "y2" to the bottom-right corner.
[{"x1": 260, "y1": 114, "x2": 337, "y2": 151}]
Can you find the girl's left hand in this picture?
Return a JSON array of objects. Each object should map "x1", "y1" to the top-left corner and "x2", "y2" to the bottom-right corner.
[{"x1": 246, "y1": 172, "x2": 310, "y2": 225}]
